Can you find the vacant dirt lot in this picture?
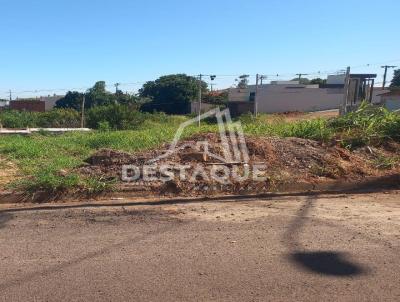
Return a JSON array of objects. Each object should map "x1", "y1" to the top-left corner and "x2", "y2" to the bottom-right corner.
[
  {"x1": 79, "y1": 133, "x2": 400, "y2": 197},
  {"x1": 0, "y1": 190, "x2": 399, "y2": 301}
]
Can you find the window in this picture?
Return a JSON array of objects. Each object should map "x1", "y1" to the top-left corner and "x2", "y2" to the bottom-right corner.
[{"x1": 249, "y1": 92, "x2": 255, "y2": 102}]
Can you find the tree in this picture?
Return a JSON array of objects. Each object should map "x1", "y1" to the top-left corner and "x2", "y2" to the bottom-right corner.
[
  {"x1": 139, "y1": 74, "x2": 207, "y2": 114},
  {"x1": 88, "y1": 81, "x2": 107, "y2": 94},
  {"x1": 390, "y1": 69, "x2": 400, "y2": 88},
  {"x1": 291, "y1": 77, "x2": 310, "y2": 85},
  {"x1": 115, "y1": 91, "x2": 141, "y2": 107},
  {"x1": 85, "y1": 81, "x2": 114, "y2": 107},
  {"x1": 236, "y1": 75, "x2": 249, "y2": 89},
  {"x1": 202, "y1": 90, "x2": 229, "y2": 105},
  {"x1": 56, "y1": 82, "x2": 141, "y2": 110},
  {"x1": 309, "y1": 78, "x2": 327, "y2": 85},
  {"x1": 56, "y1": 81, "x2": 111, "y2": 110},
  {"x1": 55, "y1": 91, "x2": 84, "y2": 110}
]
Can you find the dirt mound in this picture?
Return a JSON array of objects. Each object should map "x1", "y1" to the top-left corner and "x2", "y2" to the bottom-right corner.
[{"x1": 77, "y1": 133, "x2": 399, "y2": 196}]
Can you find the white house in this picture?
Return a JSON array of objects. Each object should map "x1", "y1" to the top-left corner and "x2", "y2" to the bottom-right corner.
[
  {"x1": 379, "y1": 90, "x2": 400, "y2": 111},
  {"x1": 0, "y1": 100, "x2": 9, "y2": 108},
  {"x1": 228, "y1": 74, "x2": 384, "y2": 115},
  {"x1": 228, "y1": 80, "x2": 343, "y2": 114}
]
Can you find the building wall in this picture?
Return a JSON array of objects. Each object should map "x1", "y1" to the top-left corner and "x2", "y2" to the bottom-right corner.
[
  {"x1": 258, "y1": 86, "x2": 343, "y2": 113},
  {"x1": 327, "y1": 74, "x2": 346, "y2": 85},
  {"x1": 40, "y1": 95, "x2": 64, "y2": 111},
  {"x1": 372, "y1": 88, "x2": 390, "y2": 104},
  {"x1": 190, "y1": 102, "x2": 218, "y2": 114},
  {"x1": 10, "y1": 101, "x2": 46, "y2": 112},
  {"x1": 381, "y1": 95, "x2": 400, "y2": 111},
  {"x1": 227, "y1": 102, "x2": 254, "y2": 117},
  {"x1": 228, "y1": 84, "x2": 344, "y2": 113}
]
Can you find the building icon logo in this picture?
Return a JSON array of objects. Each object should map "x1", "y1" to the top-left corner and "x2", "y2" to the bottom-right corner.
[
  {"x1": 122, "y1": 108, "x2": 266, "y2": 185},
  {"x1": 148, "y1": 107, "x2": 250, "y2": 164}
]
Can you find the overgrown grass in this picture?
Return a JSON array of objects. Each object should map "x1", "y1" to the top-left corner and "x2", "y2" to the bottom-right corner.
[
  {"x1": 241, "y1": 117, "x2": 333, "y2": 141},
  {"x1": 1, "y1": 103, "x2": 399, "y2": 194},
  {"x1": 0, "y1": 122, "x2": 217, "y2": 193},
  {"x1": 328, "y1": 102, "x2": 400, "y2": 148},
  {"x1": 372, "y1": 154, "x2": 400, "y2": 170},
  {"x1": 0, "y1": 109, "x2": 81, "y2": 128}
]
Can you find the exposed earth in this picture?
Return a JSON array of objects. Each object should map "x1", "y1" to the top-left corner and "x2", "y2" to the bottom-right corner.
[
  {"x1": 0, "y1": 191, "x2": 399, "y2": 301},
  {"x1": 77, "y1": 133, "x2": 400, "y2": 197}
]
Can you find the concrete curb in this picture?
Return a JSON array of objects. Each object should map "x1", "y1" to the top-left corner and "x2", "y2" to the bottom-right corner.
[{"x1": 1, "y1": 174, "x2": 399, "y2": 205}]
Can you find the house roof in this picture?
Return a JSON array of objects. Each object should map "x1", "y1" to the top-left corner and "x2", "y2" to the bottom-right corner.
[
  {"x1": 380, "y1": 88, "x2": 400, "y2": 96},
  {"x1": 350, "y1": 74, "x2": 377, "y2": 79}
]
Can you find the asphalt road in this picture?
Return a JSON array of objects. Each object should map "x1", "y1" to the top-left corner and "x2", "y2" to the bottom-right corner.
[{"x1": 0, "y1": 191, "x2": 399, "y2": 301}]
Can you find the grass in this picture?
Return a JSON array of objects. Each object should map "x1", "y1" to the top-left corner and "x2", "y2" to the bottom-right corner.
[
  {"x1": 0, "y1": 123, "x2": 217, "y2": 193},
  {"x1": 0, "y1": 103, "x2": 399, "y2": 194},
  {"x1": 372, "y1": 154, "x2": 400, "y2": 170}
]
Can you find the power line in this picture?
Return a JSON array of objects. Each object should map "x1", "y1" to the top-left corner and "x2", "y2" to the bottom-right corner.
[
  {"x1": 3, "y1": 58, "x2": 400, "y2": 97},
  {"x1": 296, "y1": 73, "x2": 309, "y2": 82}
]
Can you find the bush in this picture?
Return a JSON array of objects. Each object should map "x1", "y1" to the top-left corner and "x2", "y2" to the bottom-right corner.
[
  {"x1": 37, "y1": 109, "x2": 81, "y2": 128},
  {"x1": 0, "y1": 105, "x2": 189, "y2": 130},
  {"x1": 86, "y1": 104, "x2": 153, "y2": 130},
  {"x1": 86, "y1": 103, "x2": 187, "y2": 130},
  {"x1": 328, "y1": 102, "x2": 400, "y2": 148},
  {"x1": 285, "y1": 119, "x2": 333, "y2": 141},
  {"x1": 0, "y1": 109, "x2": 80, "y2": 128},
  {"x1": 97, "y1": 121, "x2": 111, "y2": 132}
]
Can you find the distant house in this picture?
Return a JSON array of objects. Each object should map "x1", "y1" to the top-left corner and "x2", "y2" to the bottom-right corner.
[
  {"x1": 189, "y1": 90, "x2": 228, "y2": 114},
  {"x1": 10, "y1": 100, "x2": 46, "y2": 112},
  {"x1": 378, "y1": 89, "x2": 400, "y2": 111},
  {"x1": 0, "y1": 100, "x2": 8, "y2": 108},
  {"x1": 227, "y1": 74, "x2": 382, "y2": 116},
  {"x1": 228, "y1": 80, "x2": 344, "y2": 115},
  {"x1": 39, "y1": 95, "x2": 64, "y2": 111},
  {"x1": 9, "y1": 94, "x2": 64, "y2": 112}
]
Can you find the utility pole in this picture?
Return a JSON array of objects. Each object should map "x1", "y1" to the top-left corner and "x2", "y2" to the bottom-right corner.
[
  {"x1": 341, "y1": 66, "x2": 351, "y2": 115},
  {"x1": 8, "y1": 90, "x2": 12, "y2": 102},
  {"x1": 198, "y1": 74, "x2": 203, "y2": 127},
  {"x1": 296, "y1": 73, "x2": 309, "y2": 83},
  {"x1": 81, "y1": 95, "x2": 86, "y2": 128},
  {"x1": 260, "y1": 75, "x2": 267, "y2": 85},
  {"x1": 381, "y1": 65, "x2": 397, "y2": 89},
  {"x1": 254, "y1": 74, "x2": 259, "y2": 117}
]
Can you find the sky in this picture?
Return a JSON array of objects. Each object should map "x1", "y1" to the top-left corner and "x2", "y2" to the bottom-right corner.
[{"x1": 0, "y1": 0, "x2": 399, "y2": 99}]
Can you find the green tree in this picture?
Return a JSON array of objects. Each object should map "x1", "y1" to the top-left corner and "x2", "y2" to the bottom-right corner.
[
  {"x1": 55, "y1": 91, "x2": 84, "y2": 110},
  {"x1": 236, "y1": 75, "x2": 249, "y2": 89},
  {"x1": 86, "y1": 81, "x2": 114, "y2": 107},
  {"x1": 202, "y1": 90, "x2": 229, "y2": 105},
  {"x1": 115, "y1": 90, "x2": 140, "y2": 107},
  {"x1": 56, "y1": 82, "x2": 141, "y2": 110},
  {"x1": 139, "y1": 74, "x2": 207, "y2": 114},
  {"x1": 309, "y1": 78, "x2": 327, "y2": 85},
  {"x1": 390, "y1": 69, "x2": 400, "y2": 87},
  {"x1": 291, "y1": 77, "x2": 310, "y2": 85},
  {"x1": 89, "y1": 81, "x2": 107, "y2": 94}
]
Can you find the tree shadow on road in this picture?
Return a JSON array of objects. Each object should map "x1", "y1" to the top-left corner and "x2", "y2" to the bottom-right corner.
[
  {"x1": 290, "y1": 251, "x2": 364, "y2": 276},
  {"x1": 284, "y1": 195, "x2": 368, "y2": 277}
]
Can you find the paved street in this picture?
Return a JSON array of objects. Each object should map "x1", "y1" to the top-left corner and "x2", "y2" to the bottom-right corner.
[{"x1": 1, "y1": 191, "x2": 399, "y2": 301}]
